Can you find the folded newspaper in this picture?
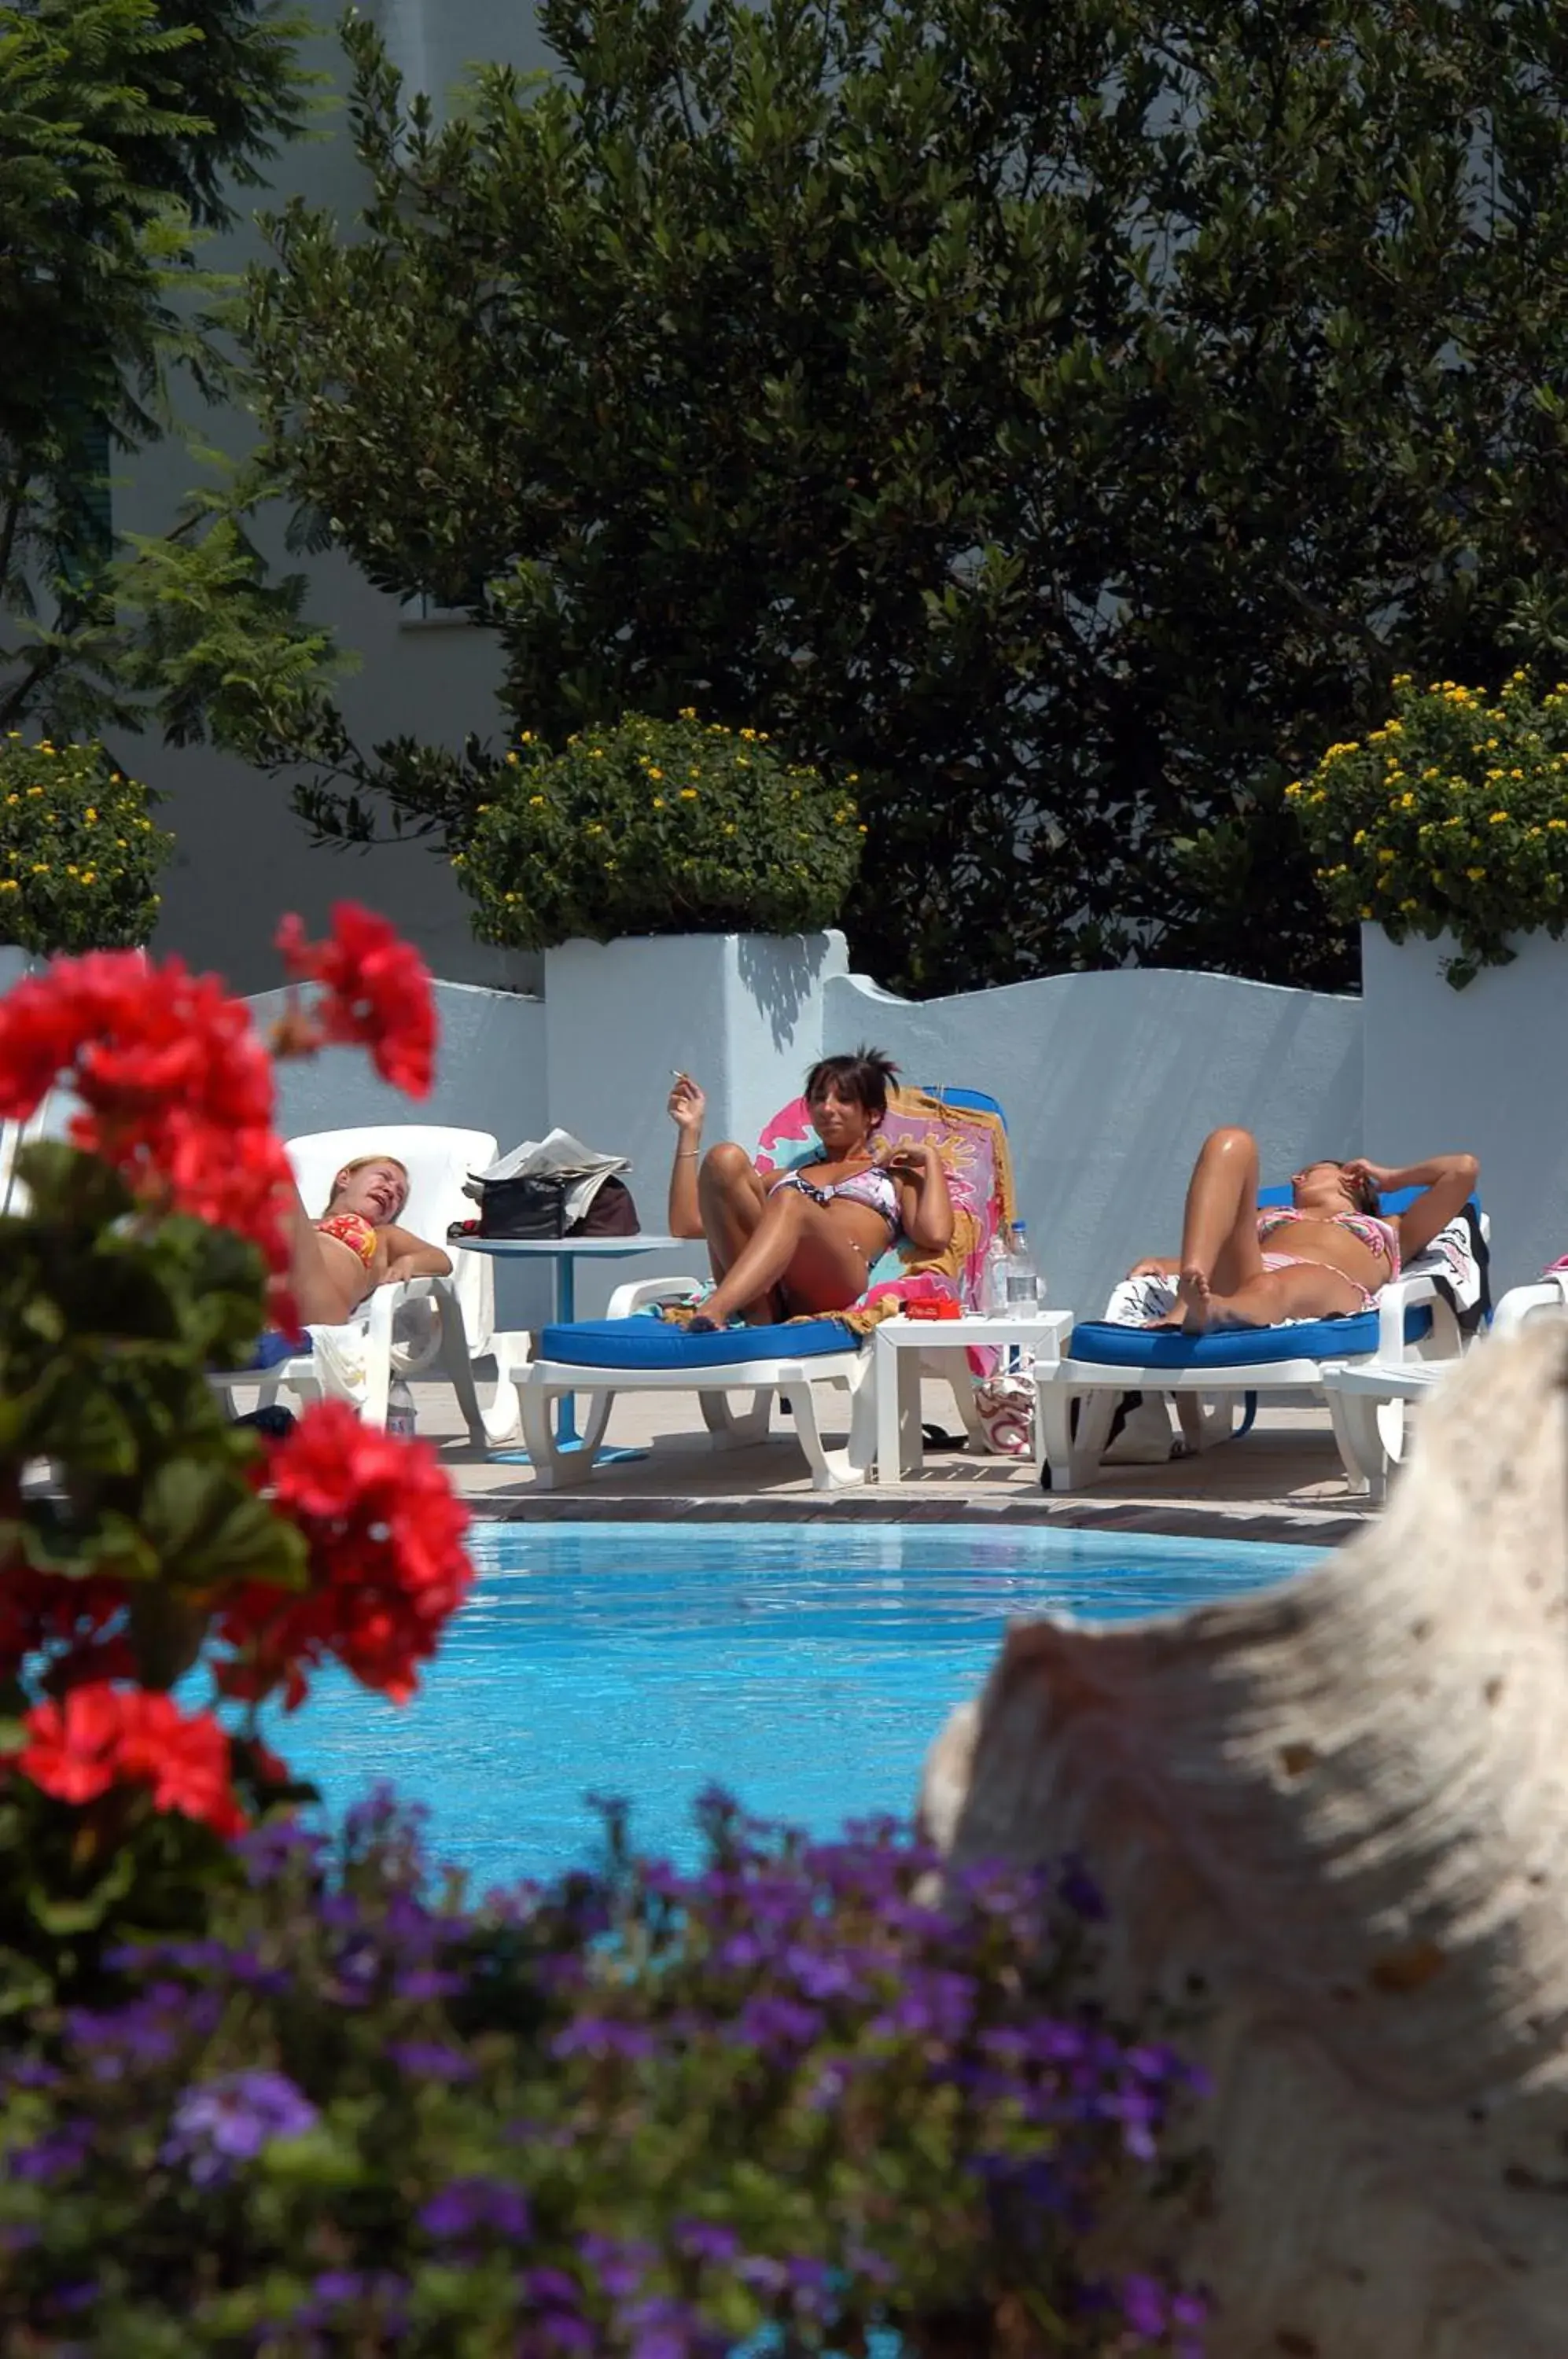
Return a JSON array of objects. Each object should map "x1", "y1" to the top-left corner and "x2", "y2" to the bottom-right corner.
[{"x1": 466, "y1": 1129, "x2": 631, "y2": 1228}]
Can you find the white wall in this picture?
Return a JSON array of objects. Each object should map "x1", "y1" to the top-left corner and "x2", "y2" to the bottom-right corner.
[
  {"x1": 1360, "y1": 926, "x2": 1568, "y2": 1294},
  {"x1": 17, "y1": 918, "x2": 1561, "y2": 1318},
  {"x1": 826, "y1": 965, "x2": 1364, "y2": 1317}
]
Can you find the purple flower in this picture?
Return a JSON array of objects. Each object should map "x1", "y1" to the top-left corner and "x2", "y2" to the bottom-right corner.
[
  {"x1": 1121, "y1": 2273, "x2": 1170, "y2": 2339},
  {"x1": 3, "y1": 2059, "x2": 61, "y2": 2091},
  {"x1": 387, "y1": 2041, "x2": 477, "y2": 2082},
  {"x1": 234, "y1": 1817, "x2": 326, "y2": 1886},
  {"x1": 419, "y1": 2175, "x2": 532, "y2": 2242},
  {"x1": 730, "y1": 1995, "x2": 822, "y2": 2056},
  {"x1": 579, "y1": 2232, "x2": 654, "y2": 2299},
  {"x1": 293, "y1": 2269, "x2": 409, "y2": 2331},
  {"x1": 8, "y1": 2122, "x2": 93, "y2": 2185},
  {"x1": 550, "y1": 2016, "x2": 657, "y2": 2064},
  {"x1": 164, "y1": 2069, "x2": 318, "y2": 2184},
  {"x1": 674, "y1": 2220, "x2": 739, "y2": 2265}
]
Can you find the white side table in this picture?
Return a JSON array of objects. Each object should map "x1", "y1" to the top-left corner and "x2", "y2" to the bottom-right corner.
[{"x1": 872, "y1": 1311, "x2": 1073, "y2": 1484}]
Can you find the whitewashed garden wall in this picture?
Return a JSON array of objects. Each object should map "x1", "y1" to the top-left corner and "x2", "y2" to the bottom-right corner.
[{"x1": 8, "y1": 926, "x2": 1563, "y2": 1311}]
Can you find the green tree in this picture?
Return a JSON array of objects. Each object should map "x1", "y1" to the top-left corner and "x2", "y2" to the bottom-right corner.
[
  {"x1": 0, "y1": 0, "x2": 334, "y2": 748},
  {"x1": 241, "y1": 0, "x2": 1568, "y2": 995}
]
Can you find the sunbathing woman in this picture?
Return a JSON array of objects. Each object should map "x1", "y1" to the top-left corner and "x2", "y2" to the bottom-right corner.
[
  {"x1": 282, "y1": 1152, "x2": 453, "y2": 1327},
  {"x1": 667, "y1": 1047, "x2": 954, "y2": 1328},
  {"x1": 1132, "y1": 1126, "x2": 1479, "y2": 1333}
]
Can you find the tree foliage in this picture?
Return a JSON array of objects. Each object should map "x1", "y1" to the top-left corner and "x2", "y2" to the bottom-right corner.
[
  {"x1": 0, "y1": 0, "x2": 330, "y2": 746},
  {"x1": 242, "y1": 0, "x2": 1568, "y2": 994}
]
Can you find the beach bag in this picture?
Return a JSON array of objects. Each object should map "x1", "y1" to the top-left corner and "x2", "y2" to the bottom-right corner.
[{"x1": 461, "y1": 1168, "x2": 642, "y2": 1240}]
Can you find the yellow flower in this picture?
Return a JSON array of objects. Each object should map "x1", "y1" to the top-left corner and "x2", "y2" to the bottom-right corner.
[
  {"x1": 1352, "y1": 829, "x2": 1367, "y2": 846},
  {"x1": 653, "y1": 796, "x2": 665, "y2": 808},
  {"x1": 1284, "y1": 782, "x2": 1301, "y2": 798},
  {"x1": 679, "y1": 706, "x2": 697, "y2": 719},
  {"x1": 31, "y1": 862, "x2": 48, "y2": 874},
  {"x1": 1399, "y1": 898, "x2": 1418, "y2": 911},
  {"x1": 529, "y1": 795, "x2": 545, "y2": 807},
  {"x1": 520, "y1": 731, "x2": 535, "y2": 744},
  {"x1": 27, "y1": 786, "x2": 42, "y2": 798},
  {"x1": 1467, "y1": 867, "x2": 1485, "y2": 880},
  {"x1": 649, "y1": 767, "x2": 664, "y2": 780},
  {"x1": 505, "y1": 752, "x2": 520, "y2": 765},
  {"x1": 1548, "y1": 819, "x2": 1568, "y2": 832},
  {"x1": 84, "y1": 806, "x2": 97, "y2": 823},
  {"x1": 81, "y1": 870, "x2": 95, "y2": 885},
  {"x1": 847, "y1": 773, "x2": 859, "y2": 783},
  {"x1": 679, "y1": 788, "x2": 698, "y2": 800},
  {"x1": 1360, "y1": 905, "x2": 1373, "y2": 918},
  {"x1": 1489, "y1": 811, "x2": 1509, "y2": 823},
  {"x1": 1399, "y1": 793, "x2": 1414, "y2": 809},
  {"x1": 1377, "y1": 848, "x2": 1396, "y2": 863}
]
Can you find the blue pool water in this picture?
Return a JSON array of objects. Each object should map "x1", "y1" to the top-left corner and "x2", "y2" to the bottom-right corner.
[{"x1": 274, "y1": 1520, "x2": 1318, "y2": 1888}]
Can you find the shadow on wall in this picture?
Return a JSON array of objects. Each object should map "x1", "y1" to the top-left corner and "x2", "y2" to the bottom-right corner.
[{"x1": 736, "y1": 932, "x2": 837, "y2": 1051}]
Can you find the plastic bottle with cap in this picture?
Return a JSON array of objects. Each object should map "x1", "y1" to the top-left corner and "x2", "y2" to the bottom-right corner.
[
  {"x1": 1001, "y1": 1220, "x2": 1043, "y2": 1318},
  {"x1": 386, "y1": 1376, "x2": 418, "y2": 1441}
]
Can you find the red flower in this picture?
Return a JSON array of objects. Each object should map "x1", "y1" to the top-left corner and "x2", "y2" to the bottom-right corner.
[
  {"x1": 9, "y1": 1684, "x2": 245, "y2": 1838},
  {"x1": 214, "y1": 1399, "x2": 471, "y2": 1709},
  {"x1": 0, "y1": 951, "x2": 293, "y2": 1271},
  {"x1": 0, "y1": 1566, "x2": 134, "y2": 1690},
  {"x1": 276, "y1": 903, "x2": 436, "y2": 1097}
]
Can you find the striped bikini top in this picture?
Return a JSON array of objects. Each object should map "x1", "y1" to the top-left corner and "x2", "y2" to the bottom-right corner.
[
  {"x1": 317, "y1": 1209, "x2": 378, "y2": 1270},
  {"x1": 1257, "y1": 1204, "x2": 1401, "y2": 1278}
]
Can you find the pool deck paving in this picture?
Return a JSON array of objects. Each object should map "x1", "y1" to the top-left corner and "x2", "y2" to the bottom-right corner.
[{"x1": 388, "y1": 1375, "x2": 1382, "y2": 1551}]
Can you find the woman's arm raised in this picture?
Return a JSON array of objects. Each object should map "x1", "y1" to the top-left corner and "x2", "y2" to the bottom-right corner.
[
  {"x1": 668, "y1": 1072, "x2": 708, "y2": 1240},
  {"x1": 1345, "y1": 1154, "x2": 1480, "y2": 1264}
]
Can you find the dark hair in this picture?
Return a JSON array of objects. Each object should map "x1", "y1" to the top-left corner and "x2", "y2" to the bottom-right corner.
[
  {"x1": 804, "y1": 1045, "x2": 900, "y2": 1123},
  {"x1": 1338, "y1": 1162, "x2": 1381, "y2": 1216}
]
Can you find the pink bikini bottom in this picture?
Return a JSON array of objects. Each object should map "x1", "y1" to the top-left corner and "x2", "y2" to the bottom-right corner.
[{"x1": 1261, "y1": 1250, "x2": 1378, "y2": 1314}]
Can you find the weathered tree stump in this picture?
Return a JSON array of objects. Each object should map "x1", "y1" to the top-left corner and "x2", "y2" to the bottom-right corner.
[{"x1": 919, "y1": 1321, "x2": 1568, "y2": 2358}]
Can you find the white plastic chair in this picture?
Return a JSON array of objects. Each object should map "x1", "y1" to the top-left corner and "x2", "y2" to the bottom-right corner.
[
  {"x1": 1321, "y1": 1269, "x2": 1567, "y2": 1500},
  {"x1": 213, "y1": 1124, "x2": 498, "y2": 1437}
]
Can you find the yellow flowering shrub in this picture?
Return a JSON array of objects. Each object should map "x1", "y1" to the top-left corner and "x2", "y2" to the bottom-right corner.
[
  {"x1": 0, "y1": 737, "x2": 173, "y2": 955},
  {"x1": 459, "y1": 712, "x2": 863, "y2": 949},
  {"x1": 1289, "y1": 672, "x2": 1568, "y2": 988}
]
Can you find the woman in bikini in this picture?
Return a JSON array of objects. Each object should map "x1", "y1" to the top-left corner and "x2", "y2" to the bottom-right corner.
[
  {"x1": 283, "y1": 1152, "x2": 453, "y2": 1327},
  {"x1": 1130, "y1": 1126, "x2": 1478, "y2": 1333},
  {"x1": 667, "y1": 1047, "x2": 954, "y2": 1328}
]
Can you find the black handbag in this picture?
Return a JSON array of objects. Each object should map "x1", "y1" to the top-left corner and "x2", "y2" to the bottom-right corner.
[{"x1": 454, "y1": 1169, "x2": 642, "y2": 1241}]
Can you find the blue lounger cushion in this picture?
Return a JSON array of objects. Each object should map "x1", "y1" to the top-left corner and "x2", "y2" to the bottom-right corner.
[
  {"x1": 539, "y1": 1317, "x2": 858, "y2": 1371},
  {"x1": 1067, "y1": 1303, "x2": 1434, "y2": 1371}
]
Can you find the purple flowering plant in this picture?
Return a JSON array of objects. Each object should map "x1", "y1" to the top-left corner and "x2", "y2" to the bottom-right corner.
[{"x1": 0, "y1": 1785, "x2": 1207, "y2": 2355}]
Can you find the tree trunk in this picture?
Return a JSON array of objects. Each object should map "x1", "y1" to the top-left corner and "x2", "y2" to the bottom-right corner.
[{"x1": 918, "y1": 1320, "x2": 1568, "y2": 2359}]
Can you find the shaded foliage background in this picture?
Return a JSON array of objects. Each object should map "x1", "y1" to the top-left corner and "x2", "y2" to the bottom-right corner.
[{"x1": 238, "y1": 0, "x2": 1568, "y2": 995}]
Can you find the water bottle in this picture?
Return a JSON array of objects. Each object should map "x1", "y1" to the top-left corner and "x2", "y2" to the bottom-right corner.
[
  {"x1": 981, "y1": 1231, "x2": 1010, "y2": 1316},
  {"x1": 1001, "y1": 1220, "x2": 1043, "y2": 1318},
  {"x1": 386, "y1": 1376, "x2": 418, "y2": 1440}
]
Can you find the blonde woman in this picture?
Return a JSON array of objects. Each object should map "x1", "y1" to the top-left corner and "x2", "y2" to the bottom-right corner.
[{"x1": 282, "y1": 1152, "x2": 452, "y2": 1327}]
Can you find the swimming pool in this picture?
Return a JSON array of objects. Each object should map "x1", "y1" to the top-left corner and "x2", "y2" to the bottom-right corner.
[{"x1": 274, "y1": 1520, "x2": 1318, "y2": 1888}]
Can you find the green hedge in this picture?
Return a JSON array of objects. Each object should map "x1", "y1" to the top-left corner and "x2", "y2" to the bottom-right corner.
[
  {"x1": 1290, "y1": 672, "x2": 1568, "y2": 987},
  {"x1": 0, "y1": 736, "x2": 172, "y2": 954},
  {"x1": 456, "y1": 712, "x2": 863, "y2": 949}
]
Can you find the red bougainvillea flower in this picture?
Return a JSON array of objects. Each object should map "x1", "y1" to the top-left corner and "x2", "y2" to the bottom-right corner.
[
  {"x1": 214, "y1": 1399, "x2": 471, "y2": 1709},
  {"x1": 9, "y1": 1685, "x2": 245, "y2": 1838},
  {"x1": 276, "y1": 903, "x2": 436, "y2": 1097},
  {"x1": 0, "y1": 950, "x2": 295, "y2": 1271}
]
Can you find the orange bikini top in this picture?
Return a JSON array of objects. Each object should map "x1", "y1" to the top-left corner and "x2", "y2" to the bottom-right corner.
[{"x1": 317, "y1": 1210, "x2": 378, "y2": 1270}]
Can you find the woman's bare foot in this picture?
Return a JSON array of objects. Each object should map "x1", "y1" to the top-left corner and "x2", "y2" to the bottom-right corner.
[{"x1": 1175, "y1": 1265, "x2": 1213, "y2": 1333}]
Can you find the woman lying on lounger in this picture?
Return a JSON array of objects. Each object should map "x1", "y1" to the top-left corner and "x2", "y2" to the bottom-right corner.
[
  {"x1": 1132, "y1": 1126, "x2": 1479, "y2": 1334},
  {"x1": 282, "y1": 1152, "x2": 452, "y2": 1327},
  {"x1": 666, "y1": 1047, "x2": 953, "y2": 1328}
]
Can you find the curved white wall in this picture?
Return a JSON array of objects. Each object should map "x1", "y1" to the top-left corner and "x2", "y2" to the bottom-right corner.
[{"x1": 826, "y1": 965, "x2": 1364, "y2": 1317}]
